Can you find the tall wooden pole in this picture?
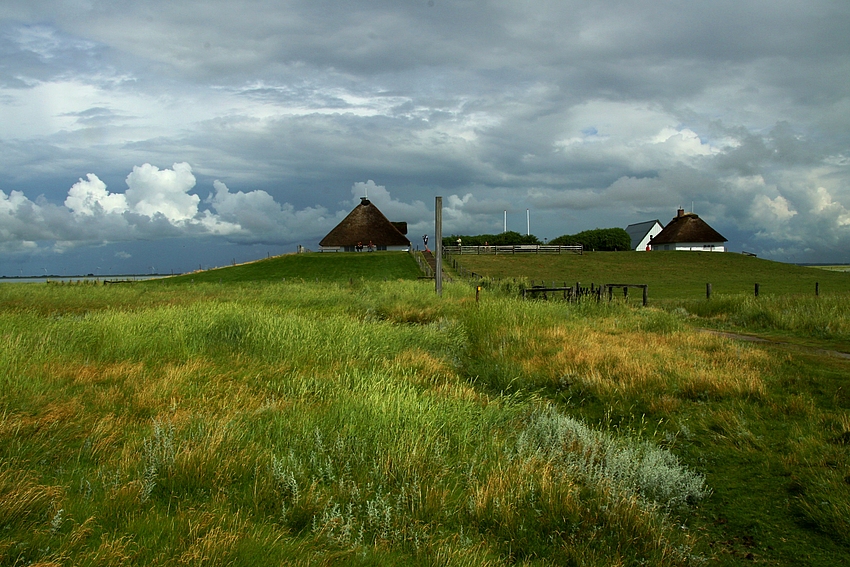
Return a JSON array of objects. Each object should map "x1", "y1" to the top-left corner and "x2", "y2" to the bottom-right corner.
[{"x1": 435, "y1": 196, "x2": 443, "y2": 296}]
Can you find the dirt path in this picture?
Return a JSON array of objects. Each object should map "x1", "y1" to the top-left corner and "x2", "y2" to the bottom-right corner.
[{"x1": 700, "y1": 329, "x2": 850, "y2": 360}]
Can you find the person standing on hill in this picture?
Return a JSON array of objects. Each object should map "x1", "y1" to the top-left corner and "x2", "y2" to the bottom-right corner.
[{"x1": 423, "y1": 234, "x2": 429, "y2": 251}]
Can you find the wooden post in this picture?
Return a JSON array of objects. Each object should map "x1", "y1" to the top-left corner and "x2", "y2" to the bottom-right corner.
[
  {"x1": 642, "y1": 285, "x2": 648, "y2": 307},
  {"x1": 754, "y1": 283, "x2": 759, "y2": 297},
  {"x1": 706, "y1": 283, "x2": 712, "y2": 299},
  {"x1": 623, "y1": 287, "x2": 628, "y2": 299},
  {"x1": 816, "y1": 282, "x2": 819, "y2": 296},
  {"x1": 608, "y1": 285, "x2": 613, "y2": 302},
  {"x1": 435, "y1": 197, "x2": 443, "y2": 296}
]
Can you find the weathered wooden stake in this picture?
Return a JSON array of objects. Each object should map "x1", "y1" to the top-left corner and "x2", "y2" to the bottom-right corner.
[
  {"x1": 706, "y1": 283, "x2": 712, "y2": 299},
  {"x1": 754, "y1": 283, "x2": 760, "y2": 297},
  {"x1": 435, "y1": 196, "x2": 443, "y2": 296},
  {"x1": 642, "y1": 286, "x2": 648, "y2": 307},
  {"x1": 816, "y1": 282, "x2": 819, "y2": 296}
]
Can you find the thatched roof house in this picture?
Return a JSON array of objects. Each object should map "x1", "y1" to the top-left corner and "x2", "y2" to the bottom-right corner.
[
  {"x1": 650, "y1": 209, "x2": 727, "y2": 252},
  {"x1": 320, "y1": 198, "x2": 410, "y2": 252}
]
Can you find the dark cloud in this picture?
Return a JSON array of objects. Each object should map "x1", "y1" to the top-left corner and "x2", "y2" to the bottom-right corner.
[{"x1": 1, "y1": 0, "x2": 850, "y2": 273}]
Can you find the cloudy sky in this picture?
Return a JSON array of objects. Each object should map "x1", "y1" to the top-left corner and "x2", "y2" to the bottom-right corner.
[{"x1": 2, "y1": 0, "x2": 849, "y2": 275}]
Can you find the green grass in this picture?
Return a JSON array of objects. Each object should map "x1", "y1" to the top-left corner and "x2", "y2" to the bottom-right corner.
[
  {"x1": 1, "y1": 272, "x2": 849, "y2": 565},
  {"x1": 450, "y1": 250, "x2": 850, "y2": 300},
  {"x1": 160, "y1": 251, "x2": 423, "y2": 284}
]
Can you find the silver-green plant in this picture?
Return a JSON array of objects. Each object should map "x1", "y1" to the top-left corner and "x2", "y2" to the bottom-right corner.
[
  {"x1": 141, "y1": 418, "x2": 176, "y2": 503},
  {"x1": 515, "y1": 405, "x2": 708, "y2": 514}
]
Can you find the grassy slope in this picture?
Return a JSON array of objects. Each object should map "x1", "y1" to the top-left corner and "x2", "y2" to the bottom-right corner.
[
  {"x1": 3, "y1": 255, "x2": 850, "y2": 565},
  {"x1": 450, "y1": 251, "x2": 850, "y2": 300},
  {"x1": 0, "y1": 283, "x2": 713, "y2": 566},
  {"x1": 451, "y1": 251, "x2": 850, "y2": 355},
  {"x1": 159, "y1": 251, "x2": 422, "y2": 284}
]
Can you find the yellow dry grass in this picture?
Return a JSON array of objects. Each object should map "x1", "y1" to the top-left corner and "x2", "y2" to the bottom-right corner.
[
  {"x1": 514, "y1": 320, "x2": 768, "y2": 401},
  {"x1": 177, "y1": 512, "x2": 244, "y2": 566},
  {"x1": 0, "y1": 467, "x2": 64, "y2": 528}
]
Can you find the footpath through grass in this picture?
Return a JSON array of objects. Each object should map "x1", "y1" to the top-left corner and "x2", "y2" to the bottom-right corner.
[{"x1": 0, "y1": 279, "x2": 848, "y2": 565}]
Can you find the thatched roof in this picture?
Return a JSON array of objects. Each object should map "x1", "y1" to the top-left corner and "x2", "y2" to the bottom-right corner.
[
  {"x1": 651, "y1": 209, "x2": 727, "y2": 245},
  {"x1": 320, "y1": 198, "x2": 410, "y2": 247}
]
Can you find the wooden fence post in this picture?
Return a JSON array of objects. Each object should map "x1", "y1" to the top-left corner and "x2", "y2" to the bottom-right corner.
[
  {"x1": 754, "y1": 283, "x2": 760, "y2": 297},
  {"x1": 706, "y1": 283, "x2": 712, "y2": 299},
  {"x1": 642, "y1": 285, "x2": 648, "y2": 307},
  {"x1": 816, "y1": 282, "x2": 819, "y2": 296}
]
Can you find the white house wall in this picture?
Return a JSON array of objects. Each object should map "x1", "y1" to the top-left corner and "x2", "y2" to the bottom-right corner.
[
  {"x1": 636, "y1": 223, "x2": 664, "y2": 251},
  {"x1": 319, "y1": 245, "x2": 410, "y2": 252},
  {"x1": 652, "y1": 242, "x2": 726, "y2": 252}
]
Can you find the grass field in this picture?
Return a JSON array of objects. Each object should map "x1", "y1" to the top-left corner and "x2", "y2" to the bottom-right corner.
[
  {"x1": 448, "y1": 250, "x2": 850, "y2": 300},
  {"x1": 161, "y1": 251, "x2": 422, "y2": 284},
  {"x1": 1, "y1": 253, "x2": 849, "y2": 566}
]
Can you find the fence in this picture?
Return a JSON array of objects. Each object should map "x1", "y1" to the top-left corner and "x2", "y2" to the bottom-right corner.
[
  {"x1": 413, "y1": 250, "x2": 434, "y2": 278},
  {"x1": 521, "y1": 282, "x2": 649, "y2": 306},
  {"x1": 443, "y1": 245, "x2": 582, "y2": 255}
]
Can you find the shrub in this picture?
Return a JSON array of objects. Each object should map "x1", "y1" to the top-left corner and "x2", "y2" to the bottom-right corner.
[
  {"x1": 443, "y1": 231, "x2": 541, "y2": 247},
  {"x1": 515, "y1": 405, "x2": 708, "y2": 515},
  {"x1": 550, "y1": 228, "x2": 632, "y2": 251}
]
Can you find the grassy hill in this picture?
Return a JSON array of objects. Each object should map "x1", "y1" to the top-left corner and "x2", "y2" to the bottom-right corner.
[
  {"x1": 448, "y1": 251, "x2": 850, "y2": 300},
  {"x1": 158, "y1": 251, "x2": 423, "y2": 284},
  {"x1": 1, "y1": 280, "x2": 848, "y2": 565}
]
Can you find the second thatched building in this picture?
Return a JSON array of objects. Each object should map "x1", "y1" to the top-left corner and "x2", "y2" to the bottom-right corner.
[{"x1": 649, "y1": 209, "x2": 727, "y2": 252}]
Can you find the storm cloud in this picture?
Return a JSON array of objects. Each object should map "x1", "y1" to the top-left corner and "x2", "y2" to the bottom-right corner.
[{"x1": 1, "y1": 0, "x2": 849, "y2": 273}]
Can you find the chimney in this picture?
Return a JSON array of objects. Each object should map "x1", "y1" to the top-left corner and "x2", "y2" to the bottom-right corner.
[{"x1": 677, "y1": 208, "x2": 685, "y2": 218}]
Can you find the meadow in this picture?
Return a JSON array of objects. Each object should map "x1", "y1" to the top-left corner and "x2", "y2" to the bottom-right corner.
[
  {"x1": 160, "y1": 251, "x2": 422, "y2": 284},
  {"x1": 1, "y1": 253, "x2": 849, "y2": 565},
  {"x1": 449, "y1": 250, "x2": 849, "y2": 300}
]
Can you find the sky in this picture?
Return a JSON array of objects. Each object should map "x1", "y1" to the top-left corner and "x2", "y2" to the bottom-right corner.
[{"x1": 1, "y1": 0, "x2": 849, "y2": 275}]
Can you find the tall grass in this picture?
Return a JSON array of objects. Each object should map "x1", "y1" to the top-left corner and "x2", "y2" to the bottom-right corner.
[
  {"x1": 0, "y1": 280, "x2": 847, "y2": 564},
  {"x1": 672, "y1": 294, "x2": 850, "y2": 343}
]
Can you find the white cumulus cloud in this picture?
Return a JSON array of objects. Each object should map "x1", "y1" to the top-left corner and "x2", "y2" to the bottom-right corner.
[
  {"x1": 65, "y1": 173, "x2": 128, "y2": 215},
  {"x1": 124, "y1": 163, "x2": 199, "y2": 222},
  {"x1": 0, "y1": 163, "x2": 351, "y2": 249}
]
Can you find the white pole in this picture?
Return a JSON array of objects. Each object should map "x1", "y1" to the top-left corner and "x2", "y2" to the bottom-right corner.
[
  {"x1": 504, "y1": 210, "x2": 507, "y2": 233},
  {"x1": 526, "y1": 209, "x2": 530, "y2": 235}
]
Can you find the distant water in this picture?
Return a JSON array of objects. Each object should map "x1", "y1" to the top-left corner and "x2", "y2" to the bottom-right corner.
[{"x1": 0, "y1": 275, "x2": 171, "y2": 284}]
